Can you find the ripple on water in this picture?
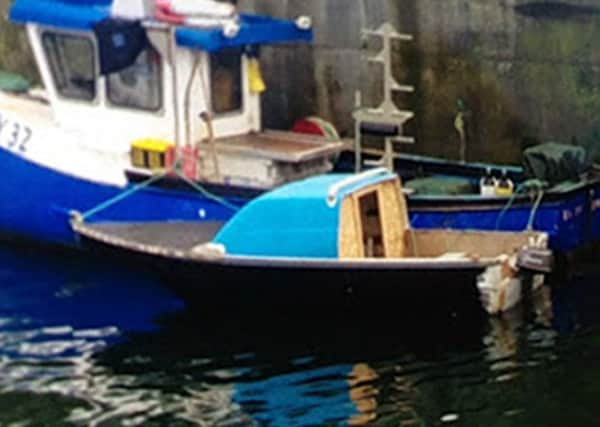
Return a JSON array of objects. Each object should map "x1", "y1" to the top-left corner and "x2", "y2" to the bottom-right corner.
[{"x1": 2, "y1": 245, "x2": 600, "y2": 426}]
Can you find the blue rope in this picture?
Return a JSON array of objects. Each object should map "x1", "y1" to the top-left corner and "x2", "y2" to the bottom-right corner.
[
  {"x1": 79, "y1": 166, "x2": 240, "y2": 221},
  {"x1": 526, "y1": 190, "x2": 545, "y2": 230},
  {"x1": 495, "y1": 191, "x2": 519, "y2": 230},
  {"x1": 173, "y1": 168, "x2": 240, "y2": 212},
  {"x1": 495, "y1": 179, "x2": 547, "y2": 231},
  {"x1": 81, "y1": 170, "x2": 170, "y2": 220}
]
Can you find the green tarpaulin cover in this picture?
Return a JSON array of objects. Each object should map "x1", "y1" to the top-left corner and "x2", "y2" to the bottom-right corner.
[
  {"x1": 405, "y1": 176, "x2": 475, "y2": 195},
  {"x1": 522, "y1": 142, "x2": 588, "y2": 185}
]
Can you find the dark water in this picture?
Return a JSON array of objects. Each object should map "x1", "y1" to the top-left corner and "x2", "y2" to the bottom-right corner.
[{"x1": 0, "y1": 245, "x2": 599, "y2": 427}]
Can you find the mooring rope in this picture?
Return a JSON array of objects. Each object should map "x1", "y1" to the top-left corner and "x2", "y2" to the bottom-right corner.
[
  {"x1": 495, "y1": 192, "x2": 519, "y2": 230},
  {"x1": 79, "y1": 169, "x2": 171, "y2": 221},
  {"x1": 76, "y1": 162, "x2": 240, "y2": 222},
  {"x1": 495, "y1": 179, "x2": 547, "y2": 231},
  {"x1": 172, "y1": 167, "x2": 240, "y2": 212},
  {"x1": 526, "y1": 188, "x2": 545, "y2": 230}
]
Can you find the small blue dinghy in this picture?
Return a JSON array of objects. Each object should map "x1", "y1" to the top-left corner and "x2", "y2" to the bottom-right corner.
[{"x1": 72, "y1": 168, "x2": 553, "y2": 314}]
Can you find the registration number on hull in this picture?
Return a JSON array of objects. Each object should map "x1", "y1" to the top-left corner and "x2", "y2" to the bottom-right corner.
[{"x1": 0, "y1": 112, "x2": 32, "y2": 154}]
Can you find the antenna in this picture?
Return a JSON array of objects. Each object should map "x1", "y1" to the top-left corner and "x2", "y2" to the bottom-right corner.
[{"x1": 353, "y1": 22, "x2": 415, "y2": 171}]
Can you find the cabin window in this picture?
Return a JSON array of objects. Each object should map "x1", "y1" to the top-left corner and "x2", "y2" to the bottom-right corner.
[
  {"x1": 358, "y1": 191, "x2": 385, "y2": 258},
  {"x1": 210, "y1": 48, "x2": 242, "y2": 114},
  {"x1": 42, "y1": 33, "x2": 96, "y2": 101},
  {"x1": 107, "y1": 46, "x2": 162, "y2": 111}
]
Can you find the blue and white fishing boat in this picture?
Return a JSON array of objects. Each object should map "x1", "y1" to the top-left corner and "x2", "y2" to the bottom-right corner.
[
  {"x1": 72, "y1": 168, "x2": 553, "y2": 314},
  {"x1": 1, "y1": 0, "x2": 342, "y2": 245}
]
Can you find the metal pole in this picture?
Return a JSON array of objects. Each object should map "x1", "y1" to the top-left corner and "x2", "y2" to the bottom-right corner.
[
  {"x1": 354, "y1": 90, "x2": 362, "y2": 172},
  {"x1": 167, "y1": 26, "x2": 181, "y2": 165}
]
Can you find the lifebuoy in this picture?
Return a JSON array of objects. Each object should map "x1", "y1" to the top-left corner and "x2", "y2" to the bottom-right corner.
[
  {"x1": 292, "y1": 117, "x2": 340, "y2": 140},
  {"x1": 154, "y1": 7, "x2": 185, "y2": 25},
  {"x1": 155, "y1": 0, "x2": 236, "y2": 19},
  {"x1": 154, "y1": 0, "x2": 240, "y2": 37}
]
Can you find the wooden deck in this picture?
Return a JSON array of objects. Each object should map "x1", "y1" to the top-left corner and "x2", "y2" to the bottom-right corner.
[
  {"x1": 214, "y1": 130, "x2": 343, "y2": 162},
  {"x1": 72, "y1": 221, "x2": 224, "y2": 256}
]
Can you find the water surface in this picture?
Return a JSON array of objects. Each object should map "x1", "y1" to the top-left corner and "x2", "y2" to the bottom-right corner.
[{"x1": 0, "y1": 244, "x2": 598, "y2": 426}]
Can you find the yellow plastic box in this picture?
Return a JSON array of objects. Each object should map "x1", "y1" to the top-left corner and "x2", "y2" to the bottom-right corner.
[{"x1": 130, "y1": 139, "x2": 175, "y2": 170}]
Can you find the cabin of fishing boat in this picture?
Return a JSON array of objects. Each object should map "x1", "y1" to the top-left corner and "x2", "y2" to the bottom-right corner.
[{"x1": 8, "y1": 0, "x2": 342, "y2": 189}]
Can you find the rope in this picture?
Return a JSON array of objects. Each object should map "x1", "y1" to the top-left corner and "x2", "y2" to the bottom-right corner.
[
  {"x1": 78, "y1": 163, "x2": 240, "y2": 222},
  {"x1": 527, "y1": 188, "x2": 545, "y2": 230},
  {"x1": 80, "y1": 169, "x2": 170, "y2": 220},
  {"x1": 495, "y1": 191, "x2": 519, "y2": 230},
  {"x1": 495, "y1": 179, "x2": 547, "y2": 231},
  {"x1": 172, "y1": 164, "x2": 240, "y2": 212}
]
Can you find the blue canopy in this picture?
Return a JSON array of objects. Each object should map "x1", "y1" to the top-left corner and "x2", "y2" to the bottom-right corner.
[
  {"x1": 176, "y1": 14, "x2": 312, "y2": 52},
  {"x1": 11, "y1": 0, "x2": 112, "y2": 30},
  {"x1": 10, "y1": 0, "x2": 312, "y2": 51}
]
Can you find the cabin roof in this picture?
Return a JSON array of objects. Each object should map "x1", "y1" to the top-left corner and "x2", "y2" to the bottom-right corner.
[
  {"x1": 261, "y1": 170, "x2": 397, "y2": 203},
  {"x1": 10, "y1": 0, "x2": 312, "y2": 51}
]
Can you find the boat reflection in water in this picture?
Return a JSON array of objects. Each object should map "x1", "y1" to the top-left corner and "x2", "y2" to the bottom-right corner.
[
  {"x1": 2, "y1": 243, "x2": 600, "y2": 426},
  {"x1": 0, "y1": 244, "x2": 185, "y2": 424},
  {"x1": 484, "y1": 285, "x2": 554, "y2": 383}
]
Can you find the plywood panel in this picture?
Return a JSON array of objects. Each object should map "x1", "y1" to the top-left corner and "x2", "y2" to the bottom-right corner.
[
  {"x1": 378, "y1": 179, "x2": 409, "y2": 257},
  {"x1": 339, "y1": 197, "x2": 364, "y2": 258},
  {"x1": 339, "y1": 177, "x2": 414, "y2": 259},
  {"x1": 405, "y1": 229, "x2": 543, "y2": 258}
]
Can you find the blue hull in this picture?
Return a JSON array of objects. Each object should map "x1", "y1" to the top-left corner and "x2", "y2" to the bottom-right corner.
[
  {"x1": 0, "y1": 148, "x2": 242, "y2": 246},
  {"x1": 409, "y1": 187, "x2": 597, "y2": 252}
]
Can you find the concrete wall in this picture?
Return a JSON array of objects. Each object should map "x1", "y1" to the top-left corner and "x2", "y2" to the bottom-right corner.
[
  {"x1": 244, "y1": 0, "x2": 600, "y2": 164},
  {"x1": 3, "y1": 0, "x2": 600, "y2": 163}
]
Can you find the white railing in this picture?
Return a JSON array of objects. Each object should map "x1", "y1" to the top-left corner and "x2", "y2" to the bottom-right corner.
[{"x1": 327, "y1": 167, "x2": 392, "y2": 207}]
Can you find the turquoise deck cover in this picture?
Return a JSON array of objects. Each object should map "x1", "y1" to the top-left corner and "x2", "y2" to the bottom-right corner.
[
  {"x1": 10, "y1": 1, "x2": 312, "y2": 51},
  {"x1": 214, "y1": 171, "x2": 397, "y2": 258}
]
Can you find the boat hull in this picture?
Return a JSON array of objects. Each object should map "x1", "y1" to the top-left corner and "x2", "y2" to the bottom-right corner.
[
  {"x1": 167, "y1": 262, "x2": 484, "y2": 312},
  {"x1": 0, "y1": 146, "x2": 242, "y2": 246},
  {"x1": 75, "y1": 230, "x2": 485, "y2": 312},
  {"x1": 408, "y1": 189, "x2": 594, "y2": 252}
]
